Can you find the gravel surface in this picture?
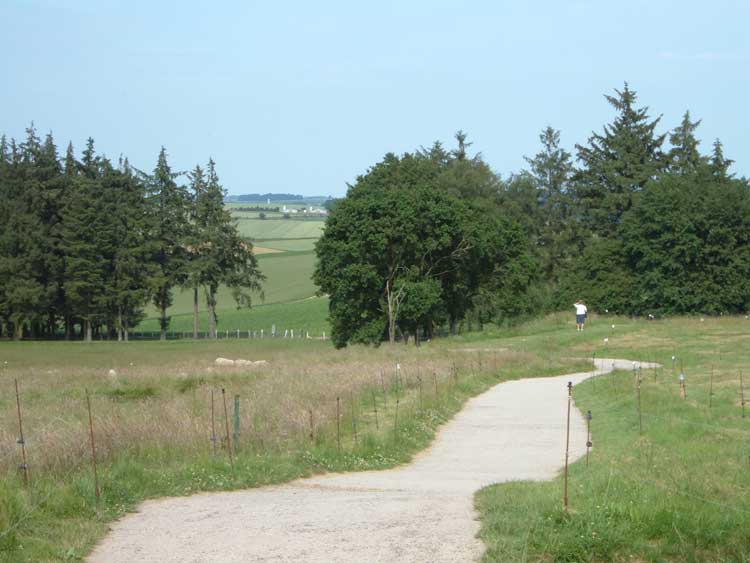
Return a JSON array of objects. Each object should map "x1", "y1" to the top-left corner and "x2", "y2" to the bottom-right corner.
[{"x1": 88, "y1": 358, "x2": 649, "y2": 563}]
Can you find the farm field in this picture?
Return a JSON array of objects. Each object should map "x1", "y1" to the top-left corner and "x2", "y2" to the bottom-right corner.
[
  {"x1": 1, "y1": 315, "x2": 750, "y2": 561},
  {"x1": 137, "y1": 250, "x2": 324, "y2": 334},
  {"x1": 138, "y1": 206, "x2": 326, "y2": 335},
  {"x1": 257, "y1": 238, "x2": 318, "y2": 252},
  {"x1": 233, "y1": 219, "x2": 324, "y2": 240}
]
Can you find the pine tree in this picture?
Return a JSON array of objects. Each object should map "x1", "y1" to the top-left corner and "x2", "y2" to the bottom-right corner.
[
  {"x1": 0, "y1": 135, "x2": 10, "y2": 337},
  {"x1": 61, "y1": 142, "x2": 78, "y2": 338},
  {"x1": 709, "y1": 139, "x2": 734, "y2": 179},
  {"x1": 668, "y1": 111, "x2": 705, "y2": 174},
  {"x1": 524, "y1": 126, "x2": 574, "y2": 281},
  {"x1": 575, "y1": 84, "x2": 666, "y2": 235},
  {"x1": 525, "y1": 126, "x2": 573, "y2": 208},
  {"x1": 61, "y1": 140, "x2": 107, "y2": 342},
  {"x1": 36, "y1": 132, "x2": 67, "y2": 337},
  {"x1": 146, "y1": 147, "x2": 189, "y2": 340},
  {"x1": 100, "y1": 158, "x2": 151, "y2": 340},
  {"x1": 186, "y1": 164, "x2": 208, "y2": 338},
  {"x1": 191, "y1": 159, "x2": 263, "y2": 339},
  {"x1": 0, "y1": 125, "x2": 48, "y2": 338}
]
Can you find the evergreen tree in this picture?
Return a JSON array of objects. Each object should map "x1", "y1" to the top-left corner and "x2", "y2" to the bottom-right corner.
[
  {"x1": 36, "y1": 132, "x2": 67, "y2": 337},
  {"x1": 185, "y1": 164, "x2": 208, "y2": 338},
  {"x1": 523, "y1": 126, "x2": 574, "y2": 282},
  {"x1": 101, "y1": 158, "x2": 151, "y2": 340},
  {"x1": 575, "y1": 84, "x2": 666, "y2": 235},
  {"x1": 709, "y1": 139, "x2": 734, "y2": 179},
  {"x1": 61, "y1": 140, "x2": 108, "y2": 342},
  {"x1": 0, "y1": 125, "x2": 48, "y2": 338},
  {"x1": 146, "y1": 148, "x2": 189, "y2": 340},
  {"x1": 524, "y1": 126, "x2": 573, "y2": 209},
  {"x1": 668, "y1": 111, "x2": 704, "y2": 174},
  {"x1": 192, "y1": 159, "x2": 263, "y2": 339}
]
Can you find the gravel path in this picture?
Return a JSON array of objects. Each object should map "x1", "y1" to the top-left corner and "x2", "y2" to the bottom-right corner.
[{"x1": 88, "y1": 358, "x2": 649, "y2": 563}]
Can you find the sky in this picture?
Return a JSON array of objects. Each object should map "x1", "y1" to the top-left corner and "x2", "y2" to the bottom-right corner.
[{"x1": 1, "y1": 0, "x2": 748, "y2": 196}]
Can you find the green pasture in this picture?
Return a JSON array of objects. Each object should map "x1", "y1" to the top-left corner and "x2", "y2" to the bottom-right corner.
[
  {"x1": 234, "y1": 219, "x2": 324, "y2": 240},
  {"x1": 258, "y1": 238, "x2": 318, "y2": 252},
  {"x1": 137, "y1": 296, "x2": 329, "y2": 334},
  {"x1": 138, "y1": 251, "x2": 321, "y2": 332}
]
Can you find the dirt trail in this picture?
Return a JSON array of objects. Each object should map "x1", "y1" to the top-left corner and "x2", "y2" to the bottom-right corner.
[{"x1": 88, "y1": 359, "x2": 650, "y2": 563}]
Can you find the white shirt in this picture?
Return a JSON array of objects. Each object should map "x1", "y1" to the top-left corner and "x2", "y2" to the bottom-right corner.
[{"x1": 575, "y1": 303, "x2": 587, "y2": 315}]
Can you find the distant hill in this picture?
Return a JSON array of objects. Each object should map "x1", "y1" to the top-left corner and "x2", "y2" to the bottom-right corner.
[{"x1": 226, "y1": 193, "x2": 332, "y2": 205}]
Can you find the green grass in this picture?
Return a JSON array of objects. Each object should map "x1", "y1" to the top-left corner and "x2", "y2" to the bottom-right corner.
[
  {"x1": 475, "y1": 314, "x2": 750, "y2": 562},
  {"x1": 137, "y1": 296, "x2": 330, "y2": 334},
  {"x1": 257, "y1": 238, "x2": 318, "y2": 251},
  {"x1": 234, "y1": 219, "x2": 324, "y2": 240},
  {"x1": 137, "y1": 252, "x2": 322, "y2": 332}
]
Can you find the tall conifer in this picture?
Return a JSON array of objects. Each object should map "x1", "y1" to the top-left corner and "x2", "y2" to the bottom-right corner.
[
  {"x1": 146, "y1": 147, "x2": 189, "y2": 340},
  {"x1": 575, "y1": 84, "x2": 666, "y2": 235}
]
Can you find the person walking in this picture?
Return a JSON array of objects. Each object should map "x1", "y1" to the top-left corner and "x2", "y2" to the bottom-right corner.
[{"x1": 574, "y1": 300, "x2": 588, "y2": 331}]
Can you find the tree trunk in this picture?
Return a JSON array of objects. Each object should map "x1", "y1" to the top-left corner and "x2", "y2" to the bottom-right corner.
[
  {"x1": 208, "y1": 287, "x2": 217, "y2": 339},
  {"x1": 160, "y1": 304, "x2": 167, "y2": 341},
  {"x1": 193, "y1": 286, "x2": 199, "y2": 339},
  {"x1": 84, "y1": 319, "x2": 92, "y2": 342},
  {"x1": 117, "y1": 308, "x2": 123, "y2": 342},
  {"x1": 64, "y1": 315, "x2": 73, "y2": 340},
  {"x1": 386, "y1": 280, "x2": 396, "y2": 344}
]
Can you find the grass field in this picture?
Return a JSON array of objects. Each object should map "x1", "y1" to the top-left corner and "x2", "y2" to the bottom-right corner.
[
  {"x1": 3, "y1": 315, "x2": 749, "y2": 561},
  {"x1": 136, "y1": 206, "x2": 327, "y2": 335},
  {"x1": 258, "y1": 238, "x2": 318, "y2": 252},
  {"x1": 0, "y1": 324, "x2": 582, "y2": 562},
  {"x1": 473, "y1": 315, "x2": 750, "y2": 562},
  {"x1": 137, "y1": 296, "x2": 329, "y2": 335},
  {"x1": 137, "y1": 252, "x2": 323, "y2": 333},
  {"x1": 234, "y1": 219, "x2": 324, "y2": 240}
]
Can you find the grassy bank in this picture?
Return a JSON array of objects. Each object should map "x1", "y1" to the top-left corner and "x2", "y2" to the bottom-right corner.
[
  {"x1": 0, "y1": 331, "x2": 587, "y2": 562},
  {"x1": 476, "y1": 315, "x2": 750, "y2": 562}
]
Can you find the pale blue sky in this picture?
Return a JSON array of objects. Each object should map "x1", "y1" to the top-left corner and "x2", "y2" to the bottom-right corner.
[{"x1": 1, "y1": 1, "x2": 747, "y2": 195}]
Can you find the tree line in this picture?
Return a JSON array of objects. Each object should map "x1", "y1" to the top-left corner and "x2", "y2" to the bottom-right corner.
[
  {"x1": 315, "y1": 84, "x2": 750, "y2": 347},
  {"x1": 0, "y1": 127, "x2": 263, "y2": 341}
]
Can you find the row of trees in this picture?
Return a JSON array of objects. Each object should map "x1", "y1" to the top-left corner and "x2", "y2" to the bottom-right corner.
[
  {"x1": 0, "y1": 128, "x2": 263, "y2": 340},
  {"x1": 315, "y1": 84, "x2": 750, "y2": 347}
]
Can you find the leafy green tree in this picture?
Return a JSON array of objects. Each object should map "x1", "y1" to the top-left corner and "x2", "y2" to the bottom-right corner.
[
  {"x1": 315, "y1": 149, "x2": 531, "y2": 347},
  {"x1": 315, "y1": 153, "x2": 452, "y2": 347},
  {"x1": 396, "y1": 276, "x2": 443, "y2": 344},
  {"x1": 575, "y1": 84, "x2": 666, "y2": 236},
  {"x1": 620, "y1": 171, "x2": 750, "y2": 314},
  {"x1": 146, "y1": 148, "x2": 189, "y2": 340}
]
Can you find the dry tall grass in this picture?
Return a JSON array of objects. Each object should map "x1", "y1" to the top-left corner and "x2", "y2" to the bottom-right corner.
[{"x1": 0, "y1": 340, "x2": 537, "y2": 477}]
